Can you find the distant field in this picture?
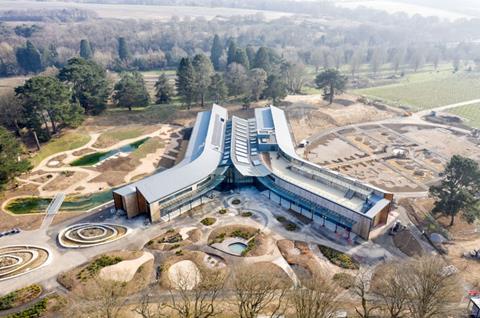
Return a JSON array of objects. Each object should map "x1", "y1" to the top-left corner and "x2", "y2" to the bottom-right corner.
[
  {"x1": 0, "y1": 0, "x2": 292, "y2": 21},
  {"x1": 354, "y1": 71, "x2": 480, "y2": 111},
  {"x1": 0, "y1": 76, "x2": 28, "y2": 94},
  {"x1": 448, "y1": 104, "x2": 480, "y2": 129},
  {"x1": 334, "y1": 0, "x2": 471, "y2": 20}
]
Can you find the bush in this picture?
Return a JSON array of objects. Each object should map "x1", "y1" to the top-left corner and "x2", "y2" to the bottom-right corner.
[
  {"x1": 218, "y1": 208, "x2": 227, "y2": 215},
  {"x1": 231, "y1": 229, "x2": 254, "y2": 240},
  {"x1": 240, "y1": 211, "x2": 253, "y2": 217},
  {"x1": 78, "y1": 255, "x2": 123, "y2": 280},
  {"x1": 175, "y1": 250, "x2": 183, "y2": 256},
  {"x1": 333, "y1": 272, "x2": 354, "y2": 289},
  {"x1": 241, "y1": 239, "x2": 256, "y2": 256},
  {"x1": 318, "y1": 245, "x2": 359, "y2": 270},
  {"x1": 285, "y1": 222, "x2": 297, "y2": 231},
  {"x1": 231, "y1": 198, "x2": 241, "y2": 205},
  {"x1": 200, "y1": 217, "x2": 216, "y2": 226},
  {"x1": 5, "y1": 298, "x2": 48, "y2": 318},
  {"x1": 0, "y1": 285, "x2": 42, "y2": 310},
  {"x1": 276, "y1": 215, "x2": 286, "y2": 223},
  {"x1": 212, "y1": 233, "x2": 226, "y2": 244}
]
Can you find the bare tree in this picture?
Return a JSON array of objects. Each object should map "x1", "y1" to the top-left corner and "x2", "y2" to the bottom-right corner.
[
  {"x1": 283, "y1": 62, "x2": 308, "y2": 94},
  {"x1": 370, "y1": 47, "x2": 385, "y2": 78},
  {"x1": 352, "y1": 269, "x2": 379, "y2": 318},
  {"x1": 164, "y1": 269, "x2": 226, "y2": 318},
  {"x1": 403, "y1": 256, "x2": 461, "y2": 318},
  {"x1": 134, "y1": 285, "x2": 168, "y2": 318},
  {"x1": 231, "y1": 265, "x2": 290, "y2": 318},
  {"x1": 371, "y1": 263, "x2": 409, "y2": 318},
  {"x1": 290, "y1": 271, "x2": 340, "y2": 318},
  {"x1": 349, "y1": 49, "x2": 363, "y2": 79},
  {"x1": 66, "y1": 277, "x2": 129, "y2": 318}
]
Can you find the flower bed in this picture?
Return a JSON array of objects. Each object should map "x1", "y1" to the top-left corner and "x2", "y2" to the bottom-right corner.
[{"x1": 318, "y1": 245, "x2": 359, "y2": 270}]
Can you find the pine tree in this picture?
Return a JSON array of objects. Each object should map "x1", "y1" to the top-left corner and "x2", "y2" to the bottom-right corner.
[
  {"x1": 176, "y1": 57, "x2": 196, "y2": 108},
  {"x1": 117, "y1": 37, "x2": 130, "y2": 62},
  {"x1": 210, "y1": 34, "x2": 223, "y2": 71},
  {"x1": 264, "y1": 74, "x2": 287, "y2": 104},
  {"x1": 113, "y1": 71, "x2": 150, "y2": 111},
  {"x1": 79, "y1": 39, "x2": 93, "y2": 59},
  {"x1": 254, "y1": 47, "x2": 271, "y2": 72},
  {"x1": 15, "y1": 40, "x2": 43, "y2": 73},
  {"x1": 246, "y1": 46, "x2": 256, "y2": 69},
  {"x1": 58, "y1": 57, "x2": 110, "y2": 115},
  {"x1": 235, "y1": 48, "x2": 250, "y2": 70},
  {"x1": 154, "y1": 73, "x2": 174, "y2": 104},
  {"x1": 0, "y1": 127, "x2": 31, "y2": 187},
  {"x1": 208, "y1": 73, "x2": 228, "y2": 104},
  {"x1": 227, "y1": 40, "x2": 237, "y2": 66},
  {"x1": 192, "y1": 53, "x2": 213, "y2": 107}
]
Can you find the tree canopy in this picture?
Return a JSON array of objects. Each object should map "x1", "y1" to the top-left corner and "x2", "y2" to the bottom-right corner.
[
  {"x1": 58, "y1": 57, "x2": 110, "y2": 115},
  {"x1": 0, "y1": 127, "x2": 31, "y2": 187},
  {"x1": 429, "y1": 155, "x2": 480, "y2": 225},
  {"x1": 210, "y1": 34, "x2": 223, "y2": 71},
  {"x1": 15, "y1": 40, "x2": 43, "y2": 74},
  {"x1": 176, "y1": 57, "x2": 196, "y2": 108},
  {"x1": 315, "y1": 69, "x2": 347, "y2": 104},
  {"x1": 154, "y1": 73, "x2": 174, "y2": 104},
  {"x1": 113, "y1": 71, "x2": 150, "y2": 111},
  {"x1": 79, "y1": 39, "x2": 93, "y2": 59}
]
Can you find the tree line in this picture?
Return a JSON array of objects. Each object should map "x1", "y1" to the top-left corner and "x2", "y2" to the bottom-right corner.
[{"x1": 65, "y1": 255, "x2": 463, "y2": 318}]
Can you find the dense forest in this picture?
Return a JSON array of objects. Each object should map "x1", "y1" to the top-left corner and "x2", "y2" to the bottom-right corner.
[{"x1": 1, "y1": 3, "x2": 480, "y2": 78}]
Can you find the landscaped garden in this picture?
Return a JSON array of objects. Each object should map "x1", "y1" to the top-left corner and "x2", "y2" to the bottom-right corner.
[
  {"x1": 0, "y1": 284, "x2": 42, "y2": 311},
  {"x1": 318, "y1": 244, "x2": 359, "y2": 269}
]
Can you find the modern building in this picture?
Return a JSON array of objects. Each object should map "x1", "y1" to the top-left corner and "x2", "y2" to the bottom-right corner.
[{"x1": 113, "y1": 104, "x2": 393, "y2": 240}]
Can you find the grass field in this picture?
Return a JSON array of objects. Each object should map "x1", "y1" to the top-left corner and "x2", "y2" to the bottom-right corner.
[
  {"x1": 31, "y1": 131, "x2": 91, "y2": 167},
  {"x1": 354, "y1": 71, "x2": 480, "y2": 111},
  {"x1": 448, "y1": 104, "x2": 480, "y2": 128}
]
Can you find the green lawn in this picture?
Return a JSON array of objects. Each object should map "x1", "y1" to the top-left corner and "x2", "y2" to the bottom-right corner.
[
  {"x1": 447, "y1": 103, "x2": 480, "y2": 128},
  {"x1": 354, "y1": 71, "x2": 480, "y2": 111},
  {"x1": 31, "y1": 131, "x2": 91, "y2": 167},
  {"x1": 6, "y1": 191, "x2": 113, "y2": 214}
]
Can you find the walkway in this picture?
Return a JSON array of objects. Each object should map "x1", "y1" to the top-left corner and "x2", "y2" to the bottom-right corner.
[
  {"x1": 40, "y1": 192, "x2": 65, "y2": 230},
  {"x1": 416, "y1": 98, "x2": 480, "y2": 117}
]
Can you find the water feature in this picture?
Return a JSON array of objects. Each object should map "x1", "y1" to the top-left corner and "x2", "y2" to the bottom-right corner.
[
  {"x1": 228, "y1": 242, "x2": 247, "y2": 255},
  {"x1": 70, "y1": 138, "x2": 149, "y2": 166}
]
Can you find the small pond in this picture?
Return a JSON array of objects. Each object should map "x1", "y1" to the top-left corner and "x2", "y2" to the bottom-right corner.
[
  {"x1": 70, "y1": 138, "x2": 149, "y2": 166},
  {"x1": 228, "y1": 242, "x2": 247, "y2": 255}
]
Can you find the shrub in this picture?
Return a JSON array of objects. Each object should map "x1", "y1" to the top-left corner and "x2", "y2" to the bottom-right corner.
[
  {"x1": 200, "y1": 217, "x2": 216, "y2": 226},
  {"x1": 285, "y1": 222, "x2": 297, "y2": 231},
  {"x1": 231, "y1": 198, "x2": 241, "y2": 205},
  {"x1": 166, "y1": 228, "x2": 175, "y2": 233},
  {"x1": 5, "y1": 298, "x2": 48, "y2": 318},
  {"x1": 231, "y1": 229, "x2": 254, "y2": 240},
  {"x1": 0, "y1": 284, "x2": 43, "y2": 310},
  {"x1": 175, "y1": 250, "x2": 183, "y2": 256},
  {"x1": 241, "y1": 239, "x2": 256, "y2": 256},
  {"x1": 241, "y1": 211, "x2": 253, "y2": 217},
  {"x1": 318, "y1": 245, "x2": 359, "y2": 270},
  {"x1": 78, "y1": 255, "x2": 123, "y2": 280},
  {"x1": 169, "y1": 243, "x2": 181, "y2": 250},
  {"x1": 333, "y1": 272, "x2": 354, "y2": 289},
  {"x1": 218, "y1": 208, "x2": 227, "y2": 215},
  {"x1": 212, "y1": 233, "x2": 226, "y2": 244},
  {"x1": 276, "y1": 215, "x2": 286, "y2": 223}
]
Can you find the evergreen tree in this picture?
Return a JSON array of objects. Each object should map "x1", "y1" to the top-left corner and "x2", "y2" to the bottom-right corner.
[
  {"x1": 15, "y1": 40, "x2": 43, "y2": 73},
  {"x1": 0, "y1": 127, "x2": 31, "y2": 187},
  {"x1": 227, "y1": 40, "x2": 237, "y2": 66},
  {"x1": 192, "y1": 53, "x2": 213, "y2": 107},
  {"x1": 154, "y1": 73, "x2": 174, "y2": 104},
  {"x1": 176, "y1": 57, "x2": 196, "y2": 108},
  {"x1": 246, "y1": 46, "x2": 256, "y2": 69},
  {"x1": 113, "y1": 71, "x2": 150, "y2": 111},
  {"x1": 117, "y1": 37, "x2": 130, "y2": 62},
  {"x1": 79, "y1": 39, "x2": 93, "y2": 59},
  {"x1": 430, "y1": 155, "x2": 480, "y2": 225},
  {"x1": 315, "y1": 69, "x2": 347, "y2": 104},
  {"x1": 253, "y1": 47, "x2": 271, "y2": 72},
  {"x1": 208, "y1": 73, "x2": 228, "y2": 104},
  {"x1": 44, "y1": 44, "x2": 59, "y2": 67},
  {"x1": 58, "y1": 57, "x2": 110, "y2": 115},
  {"x1": 210, "y1": 34, "x2": 223, "y2": 71},
  {"x1": 15, "y1": 76, "x2": 81, "y2": 140},
  {"x1": 248, "y1": 68, "x2": 267, "y2": 101},
  {"x1": 234, "y1": 48, "x2": 250, "y2": 70},
  {"x1": 263, "y1": 74, "x2": 287, "y2": 104}
]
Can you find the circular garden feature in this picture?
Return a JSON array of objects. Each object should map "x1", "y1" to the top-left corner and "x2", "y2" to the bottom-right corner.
[
  {"x1": 58, "y1": 223, "x2": 130, "y2": 248},
  {"x1": 0, "y1": 246, "x2": 50, "y2": 281}
]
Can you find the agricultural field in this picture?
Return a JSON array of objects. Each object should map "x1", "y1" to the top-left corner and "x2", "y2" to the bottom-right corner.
[
  {"x1": 448, "y1": 103, "x2": 480, "y2": 128},
  {"x1": 0, "y1": 0, "x2": 293, "y2": 21},
  {"x1": 354, "y1": 70, "x2": 480, "y2": 111}
]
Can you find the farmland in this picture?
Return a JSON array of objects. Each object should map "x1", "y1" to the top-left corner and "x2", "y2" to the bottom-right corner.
[
  {"x1": 354, "y1": 70, "x2": 480, "y2": 111},
  {"x1": 448, "y1": 103, "x2": 480, "y2": 128}
]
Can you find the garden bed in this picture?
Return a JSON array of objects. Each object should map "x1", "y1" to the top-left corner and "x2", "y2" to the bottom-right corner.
[{"x1": 318, "y1": 245, "x2": 359, "y2": 270}]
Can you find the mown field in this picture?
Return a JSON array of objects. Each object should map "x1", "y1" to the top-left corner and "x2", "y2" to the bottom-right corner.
[
  {"x1": 448, "y1": 103, "x2": 480, "y2": 128},
  {"x1": 354, "y1": 70, "x2": 480, "y2": 111}
]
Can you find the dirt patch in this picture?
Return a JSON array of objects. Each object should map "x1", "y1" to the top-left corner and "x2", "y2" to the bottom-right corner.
[
  {"x1": 393, "y1": 228, "x2": 423, "y2": 257},
  {"x1": 89, "y1": 156, "x2": 141, "y2": 186},
  {"x1": 72, "y1": 148, "x2": 96, "y2": 156},
  {"x1": 146, "y1": 228, "x2": 192, "y2": 251},
  {"x1": 43, "y1": 171, "x2": 89, "y2": 192},
  {"x1": 277, "y1": 240, "x2": 320, "y2": 283}
]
